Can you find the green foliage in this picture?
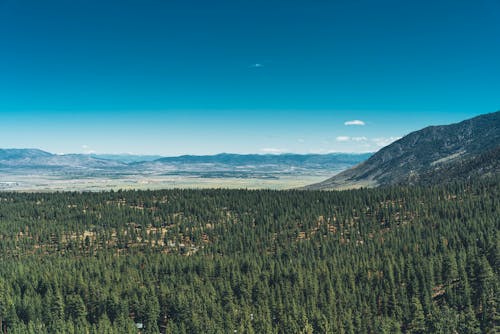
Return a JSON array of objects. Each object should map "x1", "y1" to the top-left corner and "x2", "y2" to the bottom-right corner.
[{"x1": 0, "y1": 176, "x2": 498, "y2": 333}]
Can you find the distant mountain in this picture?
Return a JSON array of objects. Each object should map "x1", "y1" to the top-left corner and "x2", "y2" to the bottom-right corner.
[
  {"x1": 0, "y1": 148, "x2": 52, "y2": 160},
  {"x1": 143, "y1": 153, "x2": 371, "y2": 169},
  {"x1": 90, "y1": 154, "x2": 163, "y2": 163},
  {"x1": 306, "y1": 111, "x2": 500, "y2": 190},
  {"x1": 0, "y1": 149, "x2": 125, "y2": 169},
  {"x1": 0, "y1": 150, "x2": 372, "y2": 187},
  {"x1": 133, "y1": 153, "x2": 372, "y2": 177}
]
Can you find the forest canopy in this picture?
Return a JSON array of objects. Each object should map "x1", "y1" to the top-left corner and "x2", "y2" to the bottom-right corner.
[{"x1": 0, "y1": 177, "x2": 498, "y2": 333}]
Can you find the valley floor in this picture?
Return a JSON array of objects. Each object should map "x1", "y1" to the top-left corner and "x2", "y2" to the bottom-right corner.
[{"x1": 0, "y1": 174, "x2": 330, "y2": 191}]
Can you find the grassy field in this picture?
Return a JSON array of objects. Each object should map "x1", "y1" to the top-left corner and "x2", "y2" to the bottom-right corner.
[{"x1": 0, "y1": 173, "x2": 331, "y2": 191}]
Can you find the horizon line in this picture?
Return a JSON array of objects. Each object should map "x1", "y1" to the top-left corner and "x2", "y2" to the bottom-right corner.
[{"x1": 0, "y1": 148, "x2": 376, "y2": 157}]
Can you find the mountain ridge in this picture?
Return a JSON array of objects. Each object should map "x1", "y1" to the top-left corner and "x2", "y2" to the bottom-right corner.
[
  {"x1": 0, "y1": 149, "x2": 372, "y2": 167},
  {"x1": 0, "y1": 148, "x2": 125, "y2": 169},
  {"x1": 306, "y1": 111, "x2": 500, "y2": 190}
]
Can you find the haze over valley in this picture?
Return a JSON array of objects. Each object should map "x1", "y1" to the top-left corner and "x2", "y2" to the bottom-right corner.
[{"x1": 0, "y1": 150, "x2": 371, "y2": 191}]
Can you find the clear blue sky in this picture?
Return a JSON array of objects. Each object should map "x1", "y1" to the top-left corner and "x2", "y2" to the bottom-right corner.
[{"x1": 1, "y1": 0, "x2": 499, "y2": 155}]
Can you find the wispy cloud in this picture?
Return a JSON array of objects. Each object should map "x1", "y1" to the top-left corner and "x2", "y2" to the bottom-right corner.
[
  {"x1": 336, "y1": 136, "x2": 368, "y2": 142},
  {"x1": 260, "y1": 147, "x2": 286, "y2": 154},
  {"x1": 250, "y1": 63, "x2": 263, "y2": 68},
  {"x1": 344, "y1": 120, "x2": 365, "y2": 126},
  {"x1": 81, "y1": 144, "x2": 96, "y2": 154},
  {"x1": 335, "y1": 136, "x2": 400, "y2": 149},
  {"x1": 297, "y1": 138, "x2": 305, "y2": 143},
  {"x1": 371, "y1": 137, "x2": 401, "y2": 147}
]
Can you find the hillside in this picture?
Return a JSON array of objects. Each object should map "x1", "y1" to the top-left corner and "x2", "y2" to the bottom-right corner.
[{"x1": 307, "y1": 111, "x2": 500, "y2": 190}]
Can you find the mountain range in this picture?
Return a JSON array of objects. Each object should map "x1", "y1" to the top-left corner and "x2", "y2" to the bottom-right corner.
[
  {"x1": 2, "y1": 111, "x2": 498, "y2": 191},
  {"x1": 307, "y1": 111, "x2": 500, "y2": 190},
  {"x1": 0, "y1": 150, "x2": 371, "y2": 190},
  {"x1": 0, "y1": 150, "x2": 371, "y2": 173},
  {"x1": 0, "y1": 149, "x2": 125, "y2": 169}
]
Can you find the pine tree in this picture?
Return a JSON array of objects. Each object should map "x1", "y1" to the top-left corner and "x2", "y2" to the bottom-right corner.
[{"x1": 408, "y1": 297, "x2": 426, "y2": 334}]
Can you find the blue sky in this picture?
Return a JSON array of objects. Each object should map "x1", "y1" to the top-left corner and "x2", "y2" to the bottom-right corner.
[{"x1": 0, "y1": 0, "x2": 499, "y2": 155}]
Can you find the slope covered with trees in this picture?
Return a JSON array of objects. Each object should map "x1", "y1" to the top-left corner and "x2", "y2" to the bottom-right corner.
[{"x1": 0, "y1": 177, "x2": 498, "y2": 333}]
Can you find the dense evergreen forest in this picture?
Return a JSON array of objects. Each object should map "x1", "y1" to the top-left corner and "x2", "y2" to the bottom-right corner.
[{"x1": 0, "y1": 177, "x2": 498, "y2": 333}]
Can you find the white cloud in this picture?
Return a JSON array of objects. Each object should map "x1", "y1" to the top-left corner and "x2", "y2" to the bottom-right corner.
[
  {"x1": 332, "y1": 136, "x2": 400, "y2": 151},
  {"x1": 344, "y1": 120, "x2": 365, "y2": 126},
  {"x1": 336, "y1": 136, "x2": 351, "y2": 142},
  {"x1": 336, "y1": 136, "x2": 368, "y2": 142},
  {"x1": 308, "y1": 148, "x2": 328, "y2": 154},
  {"x1": 371, "y1": 137, "x2": 401, "y2": 147},
  {"x1": 250, "y1": 63, "x2": 263, "y2": 68},
  {"x1": 260, "y1": 147, "x2": 286, "y2": 154},
  {"x1": 351, "y1": 136, "x2": 368, "y2": 142}
]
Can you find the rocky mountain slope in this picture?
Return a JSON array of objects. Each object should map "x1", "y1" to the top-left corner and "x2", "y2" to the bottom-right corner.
[{"x1": 306, "y1": 111, "x2": 500, "y2": 190}]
